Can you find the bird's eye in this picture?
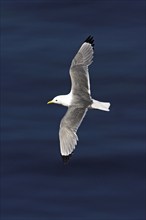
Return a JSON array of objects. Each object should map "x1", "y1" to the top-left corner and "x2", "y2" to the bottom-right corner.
[{"x1": 55, "y1": 99, "x2": 58, "y2": 102}]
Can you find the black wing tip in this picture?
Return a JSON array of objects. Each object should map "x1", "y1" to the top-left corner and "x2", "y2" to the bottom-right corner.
[
  {"x1": 84, "y1": 35, "x2": 94, "y2": 48},
  {"x1": 62, "y1": 154, "x2": 72, "y2": 164}
]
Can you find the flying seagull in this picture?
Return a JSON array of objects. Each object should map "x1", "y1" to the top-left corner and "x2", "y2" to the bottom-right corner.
[{"x1": 47, "y1": 36, "x2": 110, "y2": 163}]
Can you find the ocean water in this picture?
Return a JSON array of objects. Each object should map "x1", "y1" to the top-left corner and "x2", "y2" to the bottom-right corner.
[{"x1": 1, "y1": 1, "x2": 145, "y2": 220}]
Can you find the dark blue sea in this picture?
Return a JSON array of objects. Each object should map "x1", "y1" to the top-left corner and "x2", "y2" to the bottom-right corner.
[{"x1": 1, "y1": 1, "x2": 145, "y2": 220}]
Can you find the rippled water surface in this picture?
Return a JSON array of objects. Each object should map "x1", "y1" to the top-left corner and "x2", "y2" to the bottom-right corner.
[{"x1": 1, "y1": 1, "x2": 145, "y2": 220}]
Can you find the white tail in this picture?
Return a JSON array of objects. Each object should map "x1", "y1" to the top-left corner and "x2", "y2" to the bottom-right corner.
[{"x1": 91, "y1": 99, "x2": 110, "y2": 111}]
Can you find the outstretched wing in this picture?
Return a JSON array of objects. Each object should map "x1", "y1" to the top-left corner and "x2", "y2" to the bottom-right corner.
[
  {"x1": 59, "y1": 106, "x2": 87, "y2": 159},
  {"x1": 70, "y1": 36, "x2": 94, "y2": 97}
]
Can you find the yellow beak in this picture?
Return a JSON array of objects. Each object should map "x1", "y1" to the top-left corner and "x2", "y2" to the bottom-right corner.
[{"x1": 47, "y1": 100, "x2": 53, "y2": 104}]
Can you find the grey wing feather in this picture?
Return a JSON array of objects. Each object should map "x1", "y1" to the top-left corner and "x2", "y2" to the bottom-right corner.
[
  {"x1": 70, "y1": 39, "x2": 94, "y2": 96},
  {"x1": 70, "y1": 40, "x2": 94, "y2": 67},
  {"x1": 59, "y1": 106, "x2": 87, "y2": 156}
]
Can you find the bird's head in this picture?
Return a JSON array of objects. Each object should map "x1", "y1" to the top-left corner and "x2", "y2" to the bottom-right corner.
[
  {"x1": 47, "y1": 94, "x2": 71, "y2": 107},
  {"x1": 47, "y1": 95, "x2": 62, "y2": 105}
]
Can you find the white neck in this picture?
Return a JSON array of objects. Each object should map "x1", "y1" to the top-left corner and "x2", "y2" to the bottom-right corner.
[{"x1": 58, "y1": 93, "x2": 72, "y2": 107}]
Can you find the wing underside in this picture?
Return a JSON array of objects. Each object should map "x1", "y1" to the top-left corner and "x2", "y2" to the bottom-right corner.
[
  {"x1": 70, "y1": 36, "x2": 94, "y2": 96},
  {"x1": 59, "y1": 106, "x2": 87, "y2": 157}
]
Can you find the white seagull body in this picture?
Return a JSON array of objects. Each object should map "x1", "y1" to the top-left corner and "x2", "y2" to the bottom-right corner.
[{"x1": 47, "y1": 36, "x2": 110, "y2": 163}]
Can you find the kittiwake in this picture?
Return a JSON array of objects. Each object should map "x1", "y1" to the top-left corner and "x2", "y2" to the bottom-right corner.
[{"x1": 47, "y1": 36, "x2": 110, "y2": 163}]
